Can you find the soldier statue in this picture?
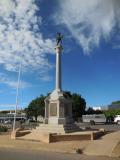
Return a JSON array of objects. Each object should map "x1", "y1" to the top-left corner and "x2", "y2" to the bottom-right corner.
[{"x1": 56, "y1": 33, "x2": 63, "y2": 46}]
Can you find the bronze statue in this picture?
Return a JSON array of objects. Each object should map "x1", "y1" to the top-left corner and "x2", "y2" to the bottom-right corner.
[{"x1": 56, "y1": 33, "x2": 63, "y2": 46}]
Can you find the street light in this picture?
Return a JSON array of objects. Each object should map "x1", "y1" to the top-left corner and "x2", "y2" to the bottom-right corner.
[{"x1": 12, "y1": 59, "x2": 22, "y2": 131}]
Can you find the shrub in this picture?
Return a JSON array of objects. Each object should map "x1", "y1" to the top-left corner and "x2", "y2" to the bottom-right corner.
[{"x1": 0, "y1": 125, "x2": 8, "y2": 132}]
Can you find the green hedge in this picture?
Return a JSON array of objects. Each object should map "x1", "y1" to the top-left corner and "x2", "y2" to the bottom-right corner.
[
  {"x1": 0, "y1": 125, "x2": 8, "y2": 132},
  {"x1": 104, "y1": 109, "x2": 120, "y2": 118}
]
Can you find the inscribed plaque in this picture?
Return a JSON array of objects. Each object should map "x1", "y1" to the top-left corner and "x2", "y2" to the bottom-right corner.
[{"x1": 50, "y1": 103, "x2": 57, "y2": 116}]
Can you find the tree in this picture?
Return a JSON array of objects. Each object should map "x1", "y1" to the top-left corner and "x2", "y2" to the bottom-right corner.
[
  {"x1": 71, "y1": 93, "x2": 86, "y2": 121},
  {"x1": 86, "y1": 107, "x2": 103, "y2": 114},
  {"x1": 112, "y1": 101, "x2": 120, "y2": 105},
  {"x1": 104, "y1": 109, "x2": 120, "y2": 118},
  {"x1": 25, "y1": 95, "x2": 46, "y2": 122},
  {"x1": 0, "y1": 111, "x2": 9, "y2": 114},
  {"x1": 86, "y1": 107, "x2": 95, "y2": 114}
]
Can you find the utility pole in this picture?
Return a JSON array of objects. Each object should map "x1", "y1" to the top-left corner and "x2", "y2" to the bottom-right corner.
[{"x1": 12, "y1": 60, "x2": 22, "y2": 131}]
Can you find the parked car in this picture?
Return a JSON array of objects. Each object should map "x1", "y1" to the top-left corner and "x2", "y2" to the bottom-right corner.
[
  {"x1": 114, "y1": 115, "x2": 120, "y2": 124},
  {"x1": 82, "y1": 114, "x2": 107, "y2": 125}
]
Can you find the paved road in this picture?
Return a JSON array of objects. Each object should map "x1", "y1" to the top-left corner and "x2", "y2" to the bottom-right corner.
[
  {"x1": 0, "y1": 148, "x2": 119, "y2": 160},
  {"x1": 78, "y1": 123, "x2": 120, "y2": 131}
]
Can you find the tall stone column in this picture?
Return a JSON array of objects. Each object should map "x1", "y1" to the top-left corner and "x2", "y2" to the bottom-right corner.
[
  {"x1": 37, "y1": 33, "x2": 79, "y2": 132},
  {"x1": 55, "y1": 45, "x2": 62, "y2": 92},
  {"x1": 44, "y1": 33, "x2": 73, "y2": 127}
]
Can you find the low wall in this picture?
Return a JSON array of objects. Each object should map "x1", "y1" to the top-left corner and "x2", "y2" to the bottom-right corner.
[
  {"x1": 50, "y1": 134, "x2": 91, "y2": 142},
  {"x1": 92, "y1": 131, "x2": 104, "y2": 140},
  {"x1": 49, "y1": 131, "x2": 105, "y2": 143},
  {"x1": 11, "y1": 128, "x2": 31, "y2": 140},
  {"x1": 11, "y1": 129, "x2": 105, "y2": 143}
]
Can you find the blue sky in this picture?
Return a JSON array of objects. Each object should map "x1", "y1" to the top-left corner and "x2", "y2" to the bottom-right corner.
[{"x1": 0, "y1": 0, "x2": 120, "y2": 110}]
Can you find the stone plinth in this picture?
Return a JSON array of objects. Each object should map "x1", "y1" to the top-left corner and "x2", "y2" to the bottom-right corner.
[
  {"x1": 44, "y1": 91, "x2": 73, "y2": 125},
  {"x1": 36, "y1": 90, "x2": 78, "y2": 133}
]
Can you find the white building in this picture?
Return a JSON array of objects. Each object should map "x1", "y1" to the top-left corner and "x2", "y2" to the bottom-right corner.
[{"x1": 92, "y1": 106, "x2": 102, "y2": 111}]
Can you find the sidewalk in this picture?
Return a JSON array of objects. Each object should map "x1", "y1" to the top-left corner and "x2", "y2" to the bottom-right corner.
[
  {"x1": 0, "y1": 131, "x2": 119, "y2": 157},
  {"x1": 83, "y1": 131, "x2": 120, "y2": 157}
]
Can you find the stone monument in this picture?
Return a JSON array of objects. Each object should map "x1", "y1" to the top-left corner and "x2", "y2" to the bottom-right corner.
[
  {"x1": 11, "y1": 33, "x2": 101, "y2": 142},
  {"x1": 37, "y1": 33, "x2": 79, "y2": 133}
]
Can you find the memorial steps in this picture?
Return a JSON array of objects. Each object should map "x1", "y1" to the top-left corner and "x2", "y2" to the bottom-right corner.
[{"x1": 35, "y1": 123, "x2": 80, "y2": 133}]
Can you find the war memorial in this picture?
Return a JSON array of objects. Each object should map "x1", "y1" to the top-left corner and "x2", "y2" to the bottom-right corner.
[
  {"x1": 10, "y1": 33, "x2": 106, "y2": 143},
  {"x1": 37, "y1": 33, "x2": 80, "y2": 133}
]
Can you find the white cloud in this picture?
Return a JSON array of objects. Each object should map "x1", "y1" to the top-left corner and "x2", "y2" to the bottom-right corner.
[
  {"x1": 56, "y1": 0, "x2": 120, "y2": 53},
  {"x1": 0, "y1": 0, "x2": 54, "y2": 74},
  {"x1": 40, "y1": 75, "x2": 52, "y2": 82},
  {"x1": 0, "y1": 73, "x2": 30, "y2": 89}
]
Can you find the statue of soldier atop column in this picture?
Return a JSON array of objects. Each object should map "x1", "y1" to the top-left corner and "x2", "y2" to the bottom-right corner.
[{"x1": 56, "y1": 32, "x2": 63, "y2": 46}]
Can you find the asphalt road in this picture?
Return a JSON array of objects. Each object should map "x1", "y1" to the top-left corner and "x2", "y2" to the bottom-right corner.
[
  {"x1": 0, "y1": 148, "x2": 119, "y2": 160},
  {"x1": 78, "y1": 123, "x2": 120, "y2": 131}
]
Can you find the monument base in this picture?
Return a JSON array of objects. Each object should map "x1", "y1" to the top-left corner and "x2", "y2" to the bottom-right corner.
[
  {"x1": 36, "y1": 123, "x2": 80, "y2": 134},
  {"x1": 45, "y1": 90, "x2": 73, "y2": 125},
  {"x1": 16, "y1": 129, "x2": 105, "y2": 143}
]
